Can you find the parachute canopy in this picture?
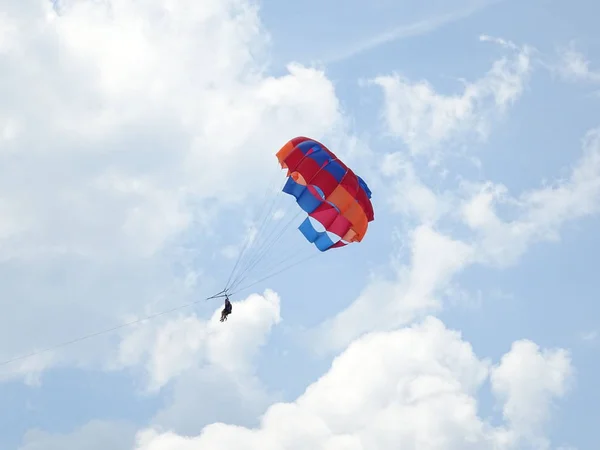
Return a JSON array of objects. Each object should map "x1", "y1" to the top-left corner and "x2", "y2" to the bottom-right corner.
[
  {"x1": 276, "y1": 136, "x2": 374, "y2": 252},
  {"x1": 218, "y1": 136, "x2": 375, "y2": 298}
]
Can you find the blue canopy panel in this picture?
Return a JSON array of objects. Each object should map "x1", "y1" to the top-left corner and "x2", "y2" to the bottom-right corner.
[
  {"x1": 282, "y1": 174, "x2": 351, "y2": 251},
  {"x1": 282, "y1": 176, "x2": 324, "y2": 213},
  {"x1": 306, "y1": 146, "x2": 332, "y2": 167},
  {"x1": 296, "y1": 139, "x2": 322, "y2": 155},
  {"x1": 282, "y1": 175, "x2": 345, "y2": 214},
  {"x1": 323, "y1": 159, "x2": 346, "y2": 182},
  {"x1": 357, "y1": 175, "x2": 372, "y2": 199},
  {"x1": 298, "y1": 216, "x2": 343, "y2": 251}
]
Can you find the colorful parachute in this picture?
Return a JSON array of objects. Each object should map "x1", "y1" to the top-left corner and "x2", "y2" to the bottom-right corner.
[
  {"x1": 216, "y1": 136, "x2": 375, "y2": 298},
  {"x1": 276, "y1": 136, "x2": 374, "y2": 251}
]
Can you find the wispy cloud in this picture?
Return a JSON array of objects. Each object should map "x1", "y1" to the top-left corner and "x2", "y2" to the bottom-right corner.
[
  {"x1": 551, "y1": 42, "x2": 600, "y2": 84},
  {"x1": 580, "y1": 330, "x2": 598, "y2": 342},
  {"x1": 325, "y1": 1, "x2": 502, "y2": 63},
  {"x1": 479, "y1": 34, "x2": 519, "y2": 50},
  {"x1": 370, "y1": 35, "x2": 532, "y2": 158}
]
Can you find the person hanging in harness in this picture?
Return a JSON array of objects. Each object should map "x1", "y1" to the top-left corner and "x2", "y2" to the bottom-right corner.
[{"x1": 220, "y1": 296, "x2": 232, "y2": 322}]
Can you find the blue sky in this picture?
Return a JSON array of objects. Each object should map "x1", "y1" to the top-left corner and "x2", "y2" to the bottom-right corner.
[{"x1": 1, "y1": 0, "x2": 599, "y2": 449}]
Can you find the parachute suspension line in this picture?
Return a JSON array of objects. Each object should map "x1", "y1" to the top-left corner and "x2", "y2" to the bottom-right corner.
[
  {"x1": 225, "y1": 211, "x2": 313, "y2": 295},
  {"x1": 224, "y1": 230, "x2": 252, "y2": 292},
  {"x1": 224, "y1": 173, "x2": 288, "y2": 292},
  {"x1": 226, "y1": 181, "x2": 298, "y2": 289},
  {"x1": 231, "y1": 242, "x2": 315, "y2": 292},
  {"x1": 229, "y1": 171, "x2": 290, "y2": 279},
  {"x1": 205, "y1": 288, "x2": 228, "y2": 301},
  {"x1": 228, "y1": 209, "x2": 307, "y2": 290},
  {"x1": 250, "y1": 230, "x2": 313, "y2": 273},
  {"x1": 227, "y1": 207, "x2": 303, "y2": 293},
  {"x1": 229, "y1": 202, "x2": 299, "y2": 285},
  {"x1": 224, "y1": 173, "x2": 283, "y2": 289},
  {"x1": 228, "y1": 251, "x2": 320, "y2": 297},
  {"x1": 1, "y1": 293, "x2": 222, "y2": 368},
  {"x1": 226, "y1": 192, "x2": 289, "y2": 290},
  {"x1": 225, "y1": 181, "x2": 290, "y2": 292}
]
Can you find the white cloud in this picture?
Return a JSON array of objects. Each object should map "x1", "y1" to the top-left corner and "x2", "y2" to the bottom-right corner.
[
  {"x1": 0, "y1": 0, "x2": 347, "y2": 382},
  {"x1": 313, "y1": 225, "x2": 474, "y2": 352},
  {"x1": 380, "y1": 152, "x2": 453, "y2": 224},
  {"x1": 555, "y1": 44, "x2": 600, "y2": 84},
  {"x1": 150, "y1": 361, "x2": 276, "y2": 436},
  {"x1": 105, "y1": 291, "x2": 281, "y2": 435},
  {"x1": 371, "y1": 36, "x2": 532, "y2": 157},
  {"x1": 113, "y1": 290, "x2": 280, "y2": 392},
  {"x1": 374, "y1": 124, "x2": 600, "y2": 283},
  {"x1": 490, "y1": 340, "x2": 573, "y2": 448},
  {"x1": 128, "y1": 316, "x2": 572, "y2": 450},
  {"x1": 0, "y1": 0, "x2": 346, "y2": 262},
  {"x1": 460, "y1": 126, "x2": 600, "y2": 266}
]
